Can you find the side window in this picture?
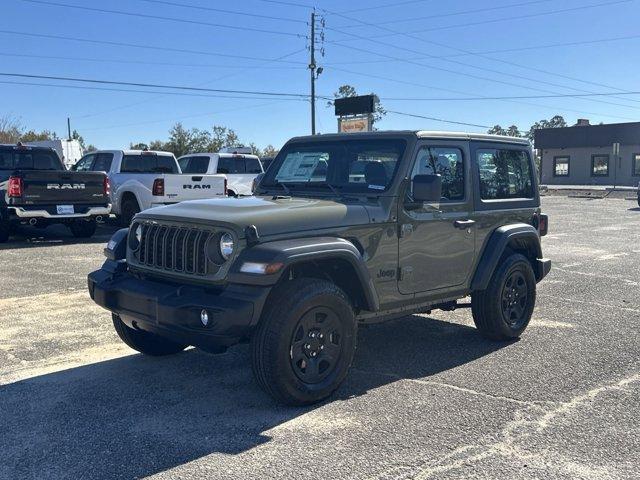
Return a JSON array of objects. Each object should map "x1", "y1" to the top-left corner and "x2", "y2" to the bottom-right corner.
[
  {"x1": 217, "y1": 157, "x2": 244, "y2": 174},
  {"x1": 92, "y1": 153, "x2": 113, "y2": 172},
  {"x1": 121, "y1": 155, "x2": 153, "y2": 173},
  {"x1": 155, "y1": 155, "x2": 179, "y2": 173},
  {"x1": 477, "y1": 148, "x2": 534, "y2": 200},
  {"x1": 74, "y1": 154, "x2": 95, "y2": 171},
  {"x1": 178, "y1": 156, "x2": 190, "y2": 172},
  {"x1": 553, "y1": 156, "x2": 569, "y2": 177},
  {"x1": 33, "y1": 152, "x2": 62, "y2": 170},
  {"x1": 591, "y1": 154, "x2": 609, "y2": 176},
  {"x1": 411, "y1": 146, "x2": 464, "y2": 202},
  {"x1": 181, "y1": 156, "x2": 209, "y2": 174},
  {"x1": 244, "y1": 157, "x2": 262, "y2": 174}
]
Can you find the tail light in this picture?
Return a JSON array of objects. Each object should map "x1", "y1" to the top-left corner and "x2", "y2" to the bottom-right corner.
[
  {"x1": 538, "y1": 213, "x2": 548, "y2": 236},
  {"x1": 224, "y1": 177, "x2": 228, "y2": 196},
  {"x1": 103, "y1": 176, "x2": 110, "y2": 196},
  {"x1": 8, "y1": 176, "x2": 23, "y2": 197},
  {"x1": 152, "y1": 178, "x2": 164, "y2": 196}
]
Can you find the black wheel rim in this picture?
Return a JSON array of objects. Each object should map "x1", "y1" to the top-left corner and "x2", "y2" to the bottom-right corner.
[
  {"x1": 289, "y1": 306, "x2": 343, "y2": 385},
  {"x1": 501, "y1": 270, "x2": 529, "y2": 328}
]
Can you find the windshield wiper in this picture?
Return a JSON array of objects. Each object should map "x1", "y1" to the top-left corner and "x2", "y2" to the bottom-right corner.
[{"x1": 276, "y1": 182, "x2": 291, "y2": 195}]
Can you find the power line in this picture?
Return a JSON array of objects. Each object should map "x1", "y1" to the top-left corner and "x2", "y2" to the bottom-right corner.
[
  {"x1": 0, "y1": 30, "x2": 306, "y2": 64},
  {"x1": 0, "y1": 51, "x2": 307, "y2": 70},
  {"x1": 323, "y1": 33, "x2": 640, "y2": 65},
  {"x1": 338, "y1": 0, "x2": 555, "y2": 26},
  {"x1": 134, "y1": 0, "x2": 306, "y2": 23},
  {"x1": 383, "y1": 92, "x2": 640, "y2": 101},
  {"x1": 323, "y1": 7, "x2": 640, "y2": 110},
  {"x1": 0, "y1": 80, "x2": 311, "y2": 102},
  {"x1": 326, "y1": 29, "x2": 640, "y2": 112},
  {"x1": 0, "y1": 72, "x2": 311, "y2": 98},
  {"x1": 341, "y1": 0, "x2": 635, "y2": 35},
  {"x1": 20, "y1": 0, "x2": 306, "y2": 38},
  {"x1": 329, "y1": 66, "x2": 636, "y2": 121},
  {"x1": 337, "y1": 0, "x2": 436, "y2": 14},
  {"x1": 385, "y1": 110, "x2": 491, "y2": 129},
  {"x1": 79, "y1": 100, "x2": 287, "y2": 132},
  {"x1": 256, "y1": 0, "x2": 316, "y2": 9}
]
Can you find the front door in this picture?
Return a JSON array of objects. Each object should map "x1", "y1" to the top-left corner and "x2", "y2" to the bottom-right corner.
[{"x1": 398, "y1": 141, "x2": 476, "y2": 294}]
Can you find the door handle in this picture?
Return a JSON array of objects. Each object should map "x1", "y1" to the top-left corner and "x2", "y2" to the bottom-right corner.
[{"x1": 454, "y1": 219, "x2": 476, "y2": 229}]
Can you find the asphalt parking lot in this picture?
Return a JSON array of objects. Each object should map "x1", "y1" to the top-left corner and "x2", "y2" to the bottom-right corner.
[{"x1": 1, "y1": 196, "x2": 638, "y2": 480}]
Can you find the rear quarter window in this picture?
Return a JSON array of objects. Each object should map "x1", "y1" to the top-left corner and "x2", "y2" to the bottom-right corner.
[{"x1": 477, "y1": 148, "x2": 534, "y2": 200}]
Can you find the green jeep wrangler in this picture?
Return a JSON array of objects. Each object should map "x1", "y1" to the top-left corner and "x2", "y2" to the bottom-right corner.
[{"x1": 89, "y1": 131, "x2": 550, "y2": 405}]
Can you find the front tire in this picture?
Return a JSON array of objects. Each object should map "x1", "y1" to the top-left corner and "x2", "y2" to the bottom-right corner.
[
  {"x1": 112, "y1": 314, "x2": 188, "y2": 356},
  {"x1": 69, "y1": 219, "x2": 97, "y2": 238},
  {"x1": 471, "y1": 253, "x2": 536, "y2": 340},
  {"x1": 251, "y1": 278, "x2": 357, "y2": 406}
]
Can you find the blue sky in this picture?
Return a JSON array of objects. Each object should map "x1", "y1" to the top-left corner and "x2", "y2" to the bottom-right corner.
[{"x1": 2, "y1": 0, "x2": 640, "y2": 150}]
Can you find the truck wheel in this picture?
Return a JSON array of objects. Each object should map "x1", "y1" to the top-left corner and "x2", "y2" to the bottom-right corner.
[
  {"x1": 471, "y1": 253, "x2": 536, "y2": 340},
  {"x1": 120, "y1": 197, "x2": 140, "y2": 226},
  {"x1": 69, "y1": 220, "x2": 97, "y2": 238},
  {"x1": 112, "y1": 314, "x2": 187, "y2": 356},
  {"x1": 251, "y1": 278, "x2": 357, "y2": 406}
]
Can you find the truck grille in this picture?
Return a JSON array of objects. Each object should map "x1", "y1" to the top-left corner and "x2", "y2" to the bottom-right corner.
[{"x1": 132, "y1": 222, "x2": 214, "y2": 276}]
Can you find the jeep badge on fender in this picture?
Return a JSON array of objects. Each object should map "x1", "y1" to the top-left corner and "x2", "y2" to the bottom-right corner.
[{"x1": 88, "y1": 130, "x2": 550, "y2": 406}]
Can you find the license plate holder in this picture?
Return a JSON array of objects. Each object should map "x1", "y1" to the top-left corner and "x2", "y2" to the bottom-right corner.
[{"x1": 56, "y1": 205, "x2": 75, "y2": 215}]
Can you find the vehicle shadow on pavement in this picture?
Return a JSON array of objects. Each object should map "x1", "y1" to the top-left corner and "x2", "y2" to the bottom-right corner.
[
  {"x1": 0, "y1": 315, "x2": 506, "y2": 479},
  {"x1": 0, "y1": 224, "x2": 121, "y2": 250}
]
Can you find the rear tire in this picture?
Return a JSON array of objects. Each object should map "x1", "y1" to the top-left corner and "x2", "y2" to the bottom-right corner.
[
  {"x1": 120, "y1": 197, "x2": 140, "y2": 226},
  {"x1": 69, "y1": 220, "x2": 97, "y2": 238},
  {"x1": 471, "y1": 253, "x2": 536, "y2": 340},
  {"x1": 251, "y1": 278, "x2": 357, "y2": 406},
  {"x1": 112, "y1": 314, "x2": 188, "y2": 356}
]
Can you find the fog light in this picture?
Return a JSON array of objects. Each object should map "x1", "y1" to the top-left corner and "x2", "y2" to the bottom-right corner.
[{"x1": 200, "y1": 309, "x2": 209, "y2": 326}]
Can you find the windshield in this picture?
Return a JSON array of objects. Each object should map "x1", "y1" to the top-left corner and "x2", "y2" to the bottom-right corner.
[
  {"x1": 0, "y1": 149, "x2": 63, "y2": 170},
  {"x1": 262, "y1": 139, "x2": 406, "y2": 193}
]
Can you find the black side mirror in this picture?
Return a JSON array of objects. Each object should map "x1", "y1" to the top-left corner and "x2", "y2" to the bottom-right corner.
[
  {"x1": 412, "y1": 174, "x2": 442, "y2": 203},
  {"x1": 70, "y1": 164, "x2": 77, "y2": 171}
]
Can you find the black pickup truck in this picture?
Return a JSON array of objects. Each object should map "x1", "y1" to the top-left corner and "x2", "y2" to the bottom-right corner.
[{"x1": 0, "y1": 144, "x2": 111, "y2": 242}]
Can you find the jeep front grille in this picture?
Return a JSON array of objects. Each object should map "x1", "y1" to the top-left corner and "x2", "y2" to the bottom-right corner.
[{"x1": 132, "y1": 222, "x2": 213, "y2": 276}]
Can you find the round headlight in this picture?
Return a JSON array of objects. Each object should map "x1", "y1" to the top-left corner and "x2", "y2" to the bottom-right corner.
[{"x1": 219, "y1": 232, "x2": 234, "y2": 260}]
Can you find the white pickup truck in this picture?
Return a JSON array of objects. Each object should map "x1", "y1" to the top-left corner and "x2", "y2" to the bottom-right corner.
[
  {"x1": 73, "y1": 150, "x2": 227, "y2": 224},
  {"x1": 177, "y1": 151, "x2": 263, "y2": 196}
]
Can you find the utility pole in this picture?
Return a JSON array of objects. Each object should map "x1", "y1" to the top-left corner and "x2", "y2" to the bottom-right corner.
[
  {"x1": 309, "y1": 11, "x2": 316, "y2": 135},
  {"x1": 67, "y1": 117, "x2": 71, "y2": 140},
  {"x1": 308, "y1": 11, "x2": 324, "y2": 135}
]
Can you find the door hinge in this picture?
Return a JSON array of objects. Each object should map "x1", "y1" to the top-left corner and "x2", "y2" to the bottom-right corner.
[
  {"x1": 399, "y1": 223, "x2": 413, "y2": 238},
  {"x1": 398, "y1": 266, "x2": 413, "y2": 281}
]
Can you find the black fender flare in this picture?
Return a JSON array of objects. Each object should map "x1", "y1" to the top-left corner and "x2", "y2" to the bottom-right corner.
[
  {"x1": 471, "y1": 223, "x2": 544, "y2": 291},
  {"x1": 228, "y1": 237, "x2": 380, "y2": 311}
]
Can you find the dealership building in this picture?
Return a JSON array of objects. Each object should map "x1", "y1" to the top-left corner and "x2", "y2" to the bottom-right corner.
[{"x1": 535, "y1": 120, "x2": 640, "y2": 187}]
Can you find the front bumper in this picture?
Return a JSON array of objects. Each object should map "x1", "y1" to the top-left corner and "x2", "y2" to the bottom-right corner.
[
  {"x1": 9, "y1": 205, "x2": 111, "y2": 219},
  {"x1": 88, "y1": 261, "x2": 270, "y2": 349},
  {"x1": 535, "y1": 258, "x2": 551, "y2": 282}
]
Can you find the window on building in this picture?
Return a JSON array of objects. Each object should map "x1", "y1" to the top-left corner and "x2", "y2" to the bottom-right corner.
[
  {"x1": 633, "y1": 153, "x2": 640, "y2": 176},
  {"x1": 553, "y1": 156, "x2": 569, "y2": 176},
  {"x1": 591, "y1": 155, "x2": 609, "y2": 176},
  {"x1": 477, "y1": 148, "x2": 534, "y2": 200}
]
